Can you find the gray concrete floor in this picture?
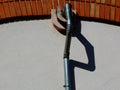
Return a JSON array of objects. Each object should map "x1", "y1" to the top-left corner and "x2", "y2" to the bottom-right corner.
[{"x1": 0, "y1": 19, "x2": 120, "y2": 90}]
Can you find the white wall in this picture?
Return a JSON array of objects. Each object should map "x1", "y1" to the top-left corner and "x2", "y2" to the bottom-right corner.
[{"x1": 0, "y1": 19, "x2": 120, "y2": 90}]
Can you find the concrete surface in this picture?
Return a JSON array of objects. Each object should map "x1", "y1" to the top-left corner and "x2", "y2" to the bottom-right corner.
[{"x1": 0, "y1": 19, "x2": 120, "y2": 90}]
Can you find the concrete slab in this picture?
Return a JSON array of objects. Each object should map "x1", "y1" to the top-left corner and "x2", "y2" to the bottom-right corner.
[{"x1": 0, "y1": 19, "x2": 120, "y2": 90}]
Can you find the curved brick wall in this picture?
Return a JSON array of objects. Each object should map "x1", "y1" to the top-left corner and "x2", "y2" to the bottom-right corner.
[{"x1": 0, "y1": 0, "x2": 120, "y2": 22}]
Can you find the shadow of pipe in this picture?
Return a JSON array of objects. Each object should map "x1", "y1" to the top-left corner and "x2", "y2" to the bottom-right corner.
[{"x1": 69, "y1": 20, "x2": 96, "y2": 90}]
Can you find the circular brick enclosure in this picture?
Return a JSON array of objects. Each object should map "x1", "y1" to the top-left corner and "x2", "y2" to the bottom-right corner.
[{"x1": 0, "y1": 0, "x2": 120, "y2": 23}]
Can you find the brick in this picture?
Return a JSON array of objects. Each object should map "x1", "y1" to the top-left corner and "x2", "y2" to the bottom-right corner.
[
  {"x1": 95, "y1": 4, "x2": 100, "y2": 18},
  {"x1": 90, "y1": 3, "x2": 95, "y2": 17},
  {"x1": 105, "y1": 5, "x2": 110, "y2": 20},
  {"x1": 100, "y1": 4, "x2": 105, "y2": 19}
]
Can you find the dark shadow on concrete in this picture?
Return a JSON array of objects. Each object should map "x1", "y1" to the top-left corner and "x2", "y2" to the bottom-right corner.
[
  {"x1": 70, "y1": 20, "x2": 96, "y2": 90},
  {"x1": 0, "y1": 15, "x2": 51, "y2": 25},
  {"x1": 79, "y1": 16, "x2": 120, "y2": 27},
  {"x1": 0, "y1": 15, "x2": 119, "y2": 26}
]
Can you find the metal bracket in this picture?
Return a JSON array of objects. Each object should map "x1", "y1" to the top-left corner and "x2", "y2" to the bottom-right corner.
[{"x1": 51, "y1": 5, "x2": 78, "y2": 34}]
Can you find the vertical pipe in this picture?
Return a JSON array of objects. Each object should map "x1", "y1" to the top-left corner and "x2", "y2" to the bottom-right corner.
[
  {"x1": 64, "y1": 58, "x2": 71, "y2": 90},
  {"x1": 63, "y1": 4, "x2": 73, "y2": 90},
  {"x1": 63, "y1": 4, "x2": 73, "y2": 59}
]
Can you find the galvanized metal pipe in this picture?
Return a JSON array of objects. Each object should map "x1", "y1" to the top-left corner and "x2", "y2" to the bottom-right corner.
[
  {"x1": 63, "y1": 4, "x2": 73, "y2": 90},
  {"x1": 64, "y1": 58, "x2": 71, "y2": 90}
]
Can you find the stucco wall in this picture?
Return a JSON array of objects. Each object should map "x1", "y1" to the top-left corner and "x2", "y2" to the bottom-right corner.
[{"x1": 0, "y1": 19, "x2": 120, "y2": 90}]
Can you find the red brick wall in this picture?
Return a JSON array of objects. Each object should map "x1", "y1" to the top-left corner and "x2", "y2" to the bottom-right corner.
[{"x1": 0, "y1": 0, "x2": 120, "y2": 22}]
